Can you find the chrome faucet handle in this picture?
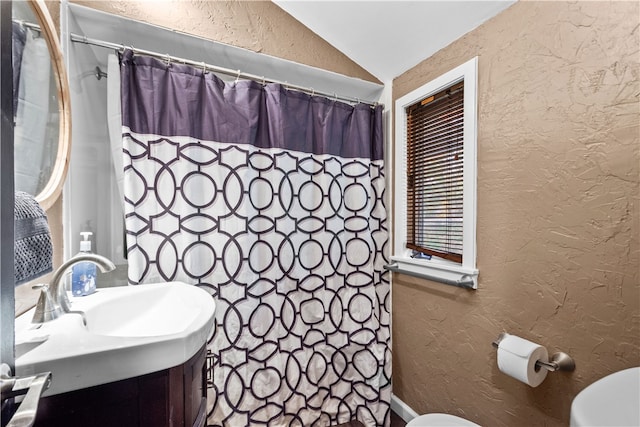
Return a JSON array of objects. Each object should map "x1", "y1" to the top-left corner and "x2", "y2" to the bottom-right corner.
[{"x1": 32, "y1": 284, "x2": 64, "y2": 324}]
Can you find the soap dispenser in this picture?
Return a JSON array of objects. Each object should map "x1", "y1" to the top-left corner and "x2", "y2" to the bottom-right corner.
[{"x1": 72, "y1": 231, "x2": 97, "y2": 296}]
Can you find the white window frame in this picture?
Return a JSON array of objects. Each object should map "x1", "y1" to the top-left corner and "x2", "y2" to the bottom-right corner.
[{"x1": 392, "y1": 57, "x2": 478, "y2": 289}]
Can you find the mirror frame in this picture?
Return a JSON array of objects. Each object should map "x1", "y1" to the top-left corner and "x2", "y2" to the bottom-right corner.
[{"x1": 27, "y1": 0, "x2": 71, "y2": 210}]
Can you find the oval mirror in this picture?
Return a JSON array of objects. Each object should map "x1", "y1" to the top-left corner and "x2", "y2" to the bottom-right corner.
[{"x1": 12, "y1": 0, "x2": 70, "y2": 210}]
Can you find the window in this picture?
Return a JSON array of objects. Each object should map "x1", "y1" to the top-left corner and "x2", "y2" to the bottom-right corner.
[
  {"x1": 407, "y1": 80, "x2": 464, "y2": 263},
  {"x1": 393, "y1": 57, "x2": 478, "y2": 288}
]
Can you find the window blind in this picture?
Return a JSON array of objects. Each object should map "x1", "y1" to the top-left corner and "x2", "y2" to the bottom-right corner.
[{"x1": 406, "y1": 81, "x2": 464, "y2": 263}]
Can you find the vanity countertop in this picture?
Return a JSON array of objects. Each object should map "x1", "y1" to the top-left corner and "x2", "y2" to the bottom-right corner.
[{"x1": 15, "y1": 282, "x2": 215, "y2": 396}]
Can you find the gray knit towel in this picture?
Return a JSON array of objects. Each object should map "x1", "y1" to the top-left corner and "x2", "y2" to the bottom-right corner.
[{"x1": 14, "y1": 191, "x2": 52, "y2": 286}]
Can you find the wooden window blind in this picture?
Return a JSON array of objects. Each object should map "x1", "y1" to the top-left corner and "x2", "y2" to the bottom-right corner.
[{"x1": 406, "y1": 81, "x2": 464, "y2": 263}]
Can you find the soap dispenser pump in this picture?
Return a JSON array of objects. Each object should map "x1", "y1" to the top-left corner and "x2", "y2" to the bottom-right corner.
[{"x1": 71, "y1": 232, "x2": 97, "y2": 296}]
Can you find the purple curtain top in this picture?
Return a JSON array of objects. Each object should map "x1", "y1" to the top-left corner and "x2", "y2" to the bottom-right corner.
[{"x1": 120, "y1": 49, "x2": 384, "y2": 161}]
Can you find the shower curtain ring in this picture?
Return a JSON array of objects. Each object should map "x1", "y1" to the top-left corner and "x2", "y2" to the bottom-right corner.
[
  {"x1": 261, "y1": 76, "x2": 266, "y2": 86},
  {"x1": 202, "y1": 61, "x2": 208, "y2": 75},
  {"x1": 165, "y1": 53, "x2": 171, "y2": 67},
  {"x1": 311, "y1": 88, "x2": 315, "y2": 96},
  {"x1": 235, "y1": 69, "x2": 241, "y2": 83}
]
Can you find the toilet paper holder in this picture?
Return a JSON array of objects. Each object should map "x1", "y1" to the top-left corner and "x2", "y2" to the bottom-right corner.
[{"x1": 492, "y1": 333, "x2": 575, "y2": 373}]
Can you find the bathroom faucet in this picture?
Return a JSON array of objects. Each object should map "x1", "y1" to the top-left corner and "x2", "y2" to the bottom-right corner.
[{"x1": 32, "y1": 254, "x2": 116, "y2": 324}]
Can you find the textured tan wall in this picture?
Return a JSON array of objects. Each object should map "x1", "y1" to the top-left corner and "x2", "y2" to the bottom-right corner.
[
  {"x1": 392, "y1": 1, "x2": 639, "y2": 426},
  {"x1": 71, "y1": 0, "x2": 379, "y2": 84}
]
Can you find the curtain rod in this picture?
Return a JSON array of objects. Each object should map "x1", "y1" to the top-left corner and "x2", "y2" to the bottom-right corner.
[
  {"x1": 70, "y1": 33, "x2": 379, "y2": 107},
  {"x1": 13, "y1": 20, "x2": 41, "y2": 32}
]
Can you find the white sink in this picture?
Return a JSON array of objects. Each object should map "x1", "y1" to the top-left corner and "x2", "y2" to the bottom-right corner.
[
  {"x1": 570, "y1": 367, "x2": 640, "y2": 427},
  {"x1": 84, "y1": 284, "x2": 202, "y2": 337},
  {"x1": 15, "y1": 282, "x2": 215, "y2": 397}
]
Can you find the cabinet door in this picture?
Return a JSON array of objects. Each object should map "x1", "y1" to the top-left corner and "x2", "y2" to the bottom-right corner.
[
  {"x1": 139, "y1": 369, "x2": 180, "y2": 427},
  {"x1": 35, "y1": 377, "x2": 141, "y2": 427},
  {"x1": 33, "y1": 344, "x2": 208, "y2": 427},
  {"x1": 184, "y1": 346, "x2": 207, "y2": 427}
]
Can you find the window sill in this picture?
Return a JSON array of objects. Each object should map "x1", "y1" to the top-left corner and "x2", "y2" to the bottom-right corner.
[{"x1": 388, "y1": 256, "x2": 478, "y2": 289}]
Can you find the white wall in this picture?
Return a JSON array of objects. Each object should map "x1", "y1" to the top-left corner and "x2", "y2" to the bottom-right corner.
[{"x1": 64, "y1": 5, "x2": 127, "y2": 286}]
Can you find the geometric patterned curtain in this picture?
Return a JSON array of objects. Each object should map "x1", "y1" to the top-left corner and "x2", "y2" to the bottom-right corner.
[{"x1": 119, "y1": 49, "x2": 390, "y2": 426}]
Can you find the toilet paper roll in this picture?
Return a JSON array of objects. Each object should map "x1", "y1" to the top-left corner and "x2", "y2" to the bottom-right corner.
[{"x1": 497, "y1": 334, "x2": 549, "y2": 387}]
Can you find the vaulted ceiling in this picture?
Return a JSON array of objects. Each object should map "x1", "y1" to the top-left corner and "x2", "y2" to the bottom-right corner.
[{"x1": 274, "y1": 1, "x2": 516, "y2": 82}]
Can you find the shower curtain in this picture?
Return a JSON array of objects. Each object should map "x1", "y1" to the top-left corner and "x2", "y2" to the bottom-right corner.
[
  {"x1": 14, "y1": 25, "x2": 51, "y2": 195},
  {"x1": 119, "y1": 49, "x2": 390, "y2": 426}
]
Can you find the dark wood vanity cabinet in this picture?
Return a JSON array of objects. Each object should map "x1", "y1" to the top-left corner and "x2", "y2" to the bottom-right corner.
[{"x1": 34, "y1": 345, "x2": 207, "y2": 427}]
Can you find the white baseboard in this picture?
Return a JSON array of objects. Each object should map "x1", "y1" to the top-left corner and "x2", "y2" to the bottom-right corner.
[{"x1": 391, "y1": 393, "x2": 420, "y2": 423}]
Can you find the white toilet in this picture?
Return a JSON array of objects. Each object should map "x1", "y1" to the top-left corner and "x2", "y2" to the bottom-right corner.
[{"x1": 407, "y1": 413, "x2": 480, "y2": 426}]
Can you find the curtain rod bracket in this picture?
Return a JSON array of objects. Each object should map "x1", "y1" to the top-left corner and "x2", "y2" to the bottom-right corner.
[{"x1": 94, "y1": 66, "x2": 107, "y2": 80}]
